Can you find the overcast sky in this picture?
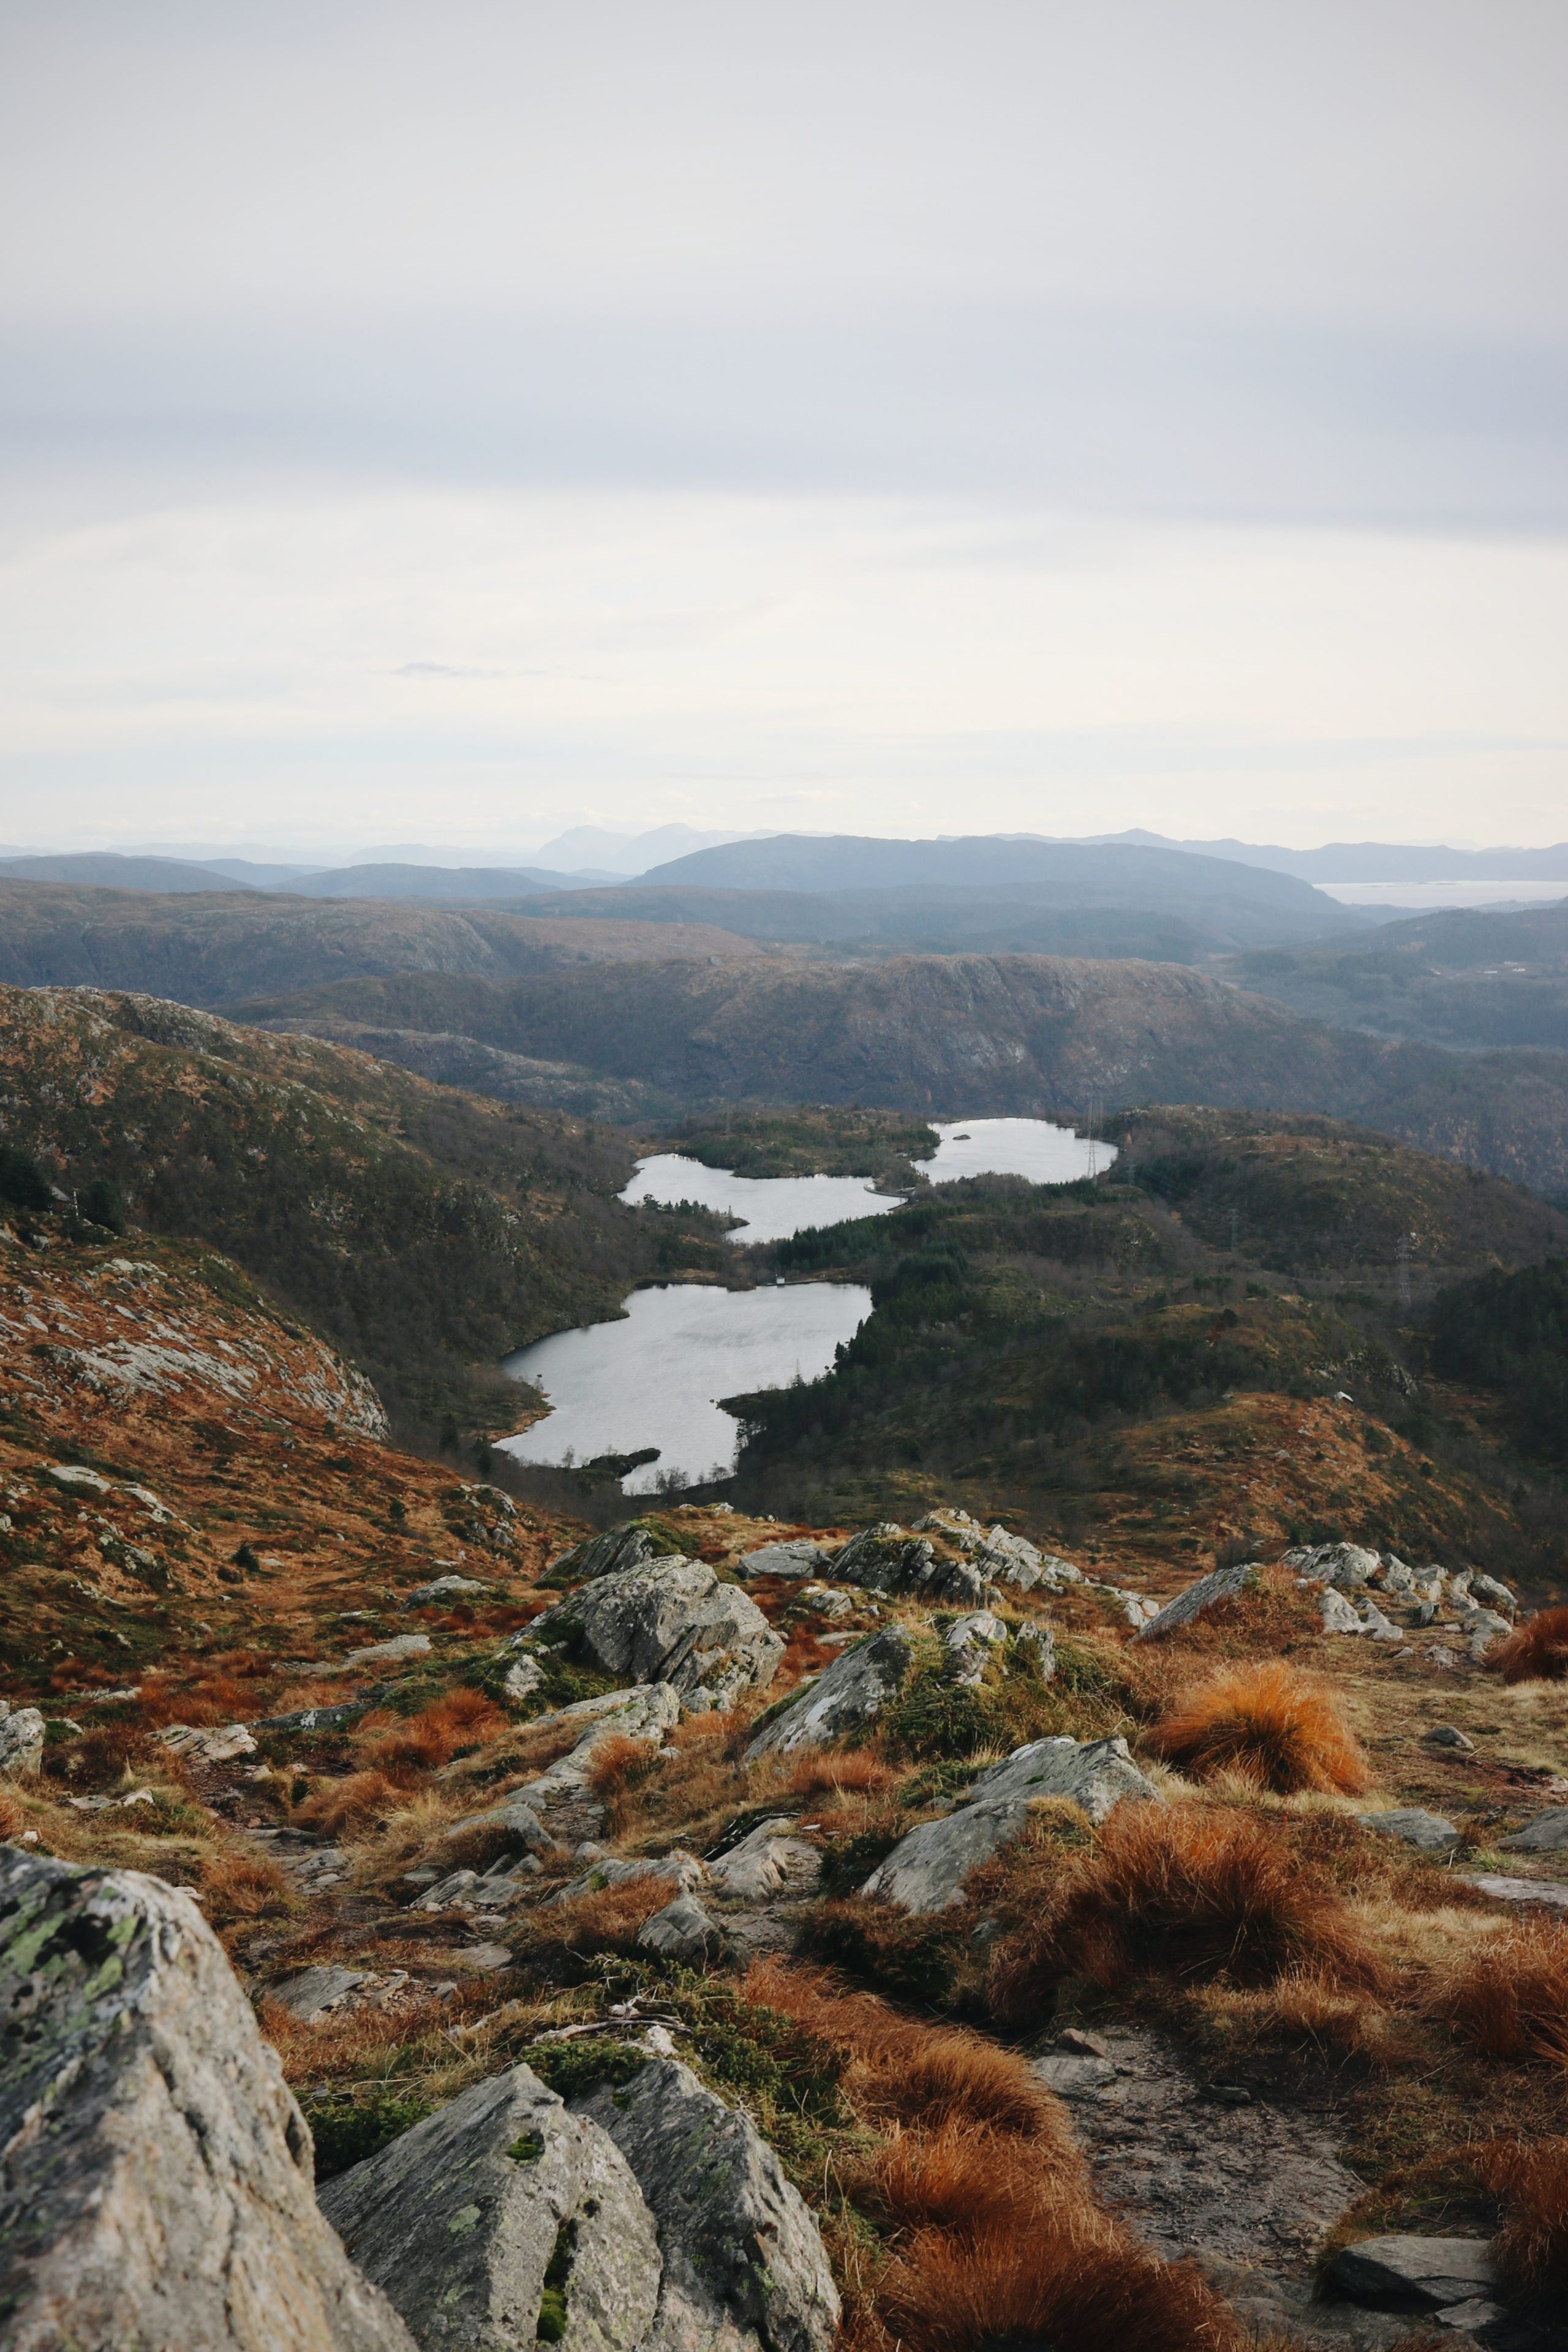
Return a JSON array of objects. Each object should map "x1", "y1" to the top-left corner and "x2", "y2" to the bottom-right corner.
[{"x1": 2, "y1": 1, "x2": 1566, "y2": 854}]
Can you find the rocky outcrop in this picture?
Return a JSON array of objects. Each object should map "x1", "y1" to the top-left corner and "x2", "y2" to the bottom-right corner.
[
  {"x1": 549, "y1": 1521, "x2": 679, "y2": 1585},
  {"x1": 527, "y1": 1559, "x2": 784, "y2": 1706},
  {"x1": 707, "y1": 1819, "x2": 822, "y2": 1904},
  {"x1": 0, "y1": 1847, "x2": 415, "y2": 2352},
  {"x1": 444, "y1": 1686, "x2": 682, "y2": 1844},
  {"x1": 1134, "y1": 1561, "x2": 1261, "y2": 1641},
  {"x1": 1284, "y1": 1542, "x2": 1380, "y2": 1588},
  {"x1": 637, "y1": 1893, "x2": 724, "y2": 1964},
  {"x1": 571, "y1": 2058, "x2": 840, "y2": 2352},
  {"x1": 739, "y1": 1539, "x2": 831, "y2": 1579},
  {"x1": 829, "y1": 1523, "x2": 986, "y2": 1607},
  {"x1": 861, "y1": 1735, "x2": 1160, "y2": 1913},
  {"x1": 746, "y1": 1624, "x2": 914, "y2": 1759},
  {"x1": 320, "y1": 2063, "x2": 661, "y2": 2351}
]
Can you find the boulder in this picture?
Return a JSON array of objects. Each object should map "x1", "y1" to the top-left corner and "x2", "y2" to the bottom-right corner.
[
  {"x1": 637, "y1": 1893, "x2": 724, "y2": 1964},
  {"x1": 501, "y1": 1651, "x2": 546, "y2": 1704},
  {"x1": 571, "y1": 2057, "x2": 840, "y2": 2352},
  {"x1": 861, "y1": 1735, "x2": 1159, "y2": 1913},
  {"x1": 400, "y1": 1574, "x2": 491, "y2": 1609},
  {"x1": 738, "y1": 1539, "x2": 831, "y2": 1579},
  {"x1": 1361, "y1": 1809, "x2": 1460, "y2": 1853},
  {"x1": 551, "y1": 1850, "x2": 707, "y2": 1907},
  {"x1": 1330, "y1": 2236, "x2": 1498, "y2": 2310},
  {"x1": 320, "y1": 2063, "x2": 660, "y2": 2352},
  {"x1": 1359, "y1": 1599, "x2": 1402, "y2": 1641},
  {"x1": 707, "y1": 1819, "x2": 822, "y2": 1904},
  {"x1": 445, "y1": 1687, "x2": 682, "y2": 1838},
  {"x1": 0, "y1": 1704, "x2": 45, "y2": 1777},
  {"x1": 268, "y1": 1964, "x2": 371, "y2": 2021},
  {"x1": 974, "y1": 1527, "x2": 1047, "y2": 1591},
  {"x1": 745, "y1": 1624, "x2": 913, "y2": 1760},
  {"x1": 157, "y1": 1721, "x2": 258, "y2": 1765},
  {"x1": 1424, "y1": 1724, "x2": 1476, "y2": 1751},
  {"x1": 1319, "y1": 1588, "x2": 1366, "y2": 1635},
  {"x1": 1284, "y1": 1542, "x2": 1381, "y2": 1589},
  {"x1": 1468, "y1": 1572, "x2": 1517, "y2": 1616},
  {"x1": 1501, "y1": 1807, "x2": 1568, "y2": 1852},
  {"x1": 831, "y1": 1523, "x2": 986, "y2": 1608},
  {"x1": 527, "y1": 1560, "x2": 784, "y2": 1704},
  {"x1": 309, "y1": 1634, "x2": 431, "y2": 1678},
  {"x1": 0, "y1": 1847, "x2": 415, "y2": 2351},
  {"x1": 1013, "y1": 1620, "x2": 1057, "y2": 1679},
  {"x1": 551, "y1": 1521, "x2": 676, "y2": 1584},
  {"x1": 1134, "y1": 1561, "x2": 1261, "y2": 1641}
]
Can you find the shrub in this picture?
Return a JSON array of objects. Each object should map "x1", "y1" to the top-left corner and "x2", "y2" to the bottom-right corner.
[
  {"x1": 1477, "y1": 2138, "x2": 1568, "y2": 2307},
  {"x1": 875, "y1": 2212, "x2": 1242, "y2": 2352},
  {"x1": 198, "y1": 1847, "x2": 297, "y2": 1925},
  {"x1": 79, "y1": 1177, "x2": 127, "y2": 1233},
  {"x1": 301, "y1": 2086, "x2": 432, "y2": 2184},
  {"x1": 0, "y1": 1142, "x2": 52, "y2": 1212},
  {"x1": 1148, "y1": 1661, "x2": 1368, "y2": 1795},
  {"x1": 1436, "y1": 1921, "x2": 1568, "y2": 2065},
  {"x1": 1491, "y1": 1607, "x2": 1568, "y2": 1687},
  {"x1": 797, "y1": 1894, "x2": 959, "y2": 2006},
  {"x1": 988, "y1": 1803, "x2": 1386, "y2": 2022}
]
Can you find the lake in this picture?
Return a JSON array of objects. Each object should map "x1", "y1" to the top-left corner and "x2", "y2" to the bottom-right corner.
[
  {"x1": 621, "y1": 1115, "x2": 1116, "y2": 1242},
  {"x1": 500, "y1": 1279, "x2": 873, "y2": 1492}
]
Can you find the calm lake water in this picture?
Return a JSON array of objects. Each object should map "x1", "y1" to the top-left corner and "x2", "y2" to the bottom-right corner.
[
  {"x1": 500, "y1": 1280, "x2": 873, "y2": 1493},
  {"x1": 621, "y1": 1115, "x2": 1115, "y2": 1242}
]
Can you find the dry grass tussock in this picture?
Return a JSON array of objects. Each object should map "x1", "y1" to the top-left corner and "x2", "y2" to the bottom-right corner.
[
  {"x1": 509, "y1": 1876, "x2": 671, "y2": 1972},
  {"x1": 870, "y1": 2208, "x2": 1243, "y2": 2352},
  {"x1": 1477, "y1": 2138, "x2": 1568, "y2": 2304},
  {"x1": 743, "y1": 1959, "x2": 1074, "y2": 2155},
  {"x1": 0, "y1": 1787, "x2": 28, "y2": 1841},
  {"x1": 785, "y1": 1748, "x2": 899, "y2": 1802},
  {"x1": 198, "y1": 1845, "x2": 298, "y2": 1928},
  {"x1": 364, "y1": 1690, "x2": 505, "y2": 1776},
  {"x1": 1189, "y1": 1967, "x2": 1415, "y2": 2068},
  {"x1": 989, "y1": 1803, "x2": 1387, "y2": 2023},
  {"x1": 1150, "y1": 1661, "x2": 1368, "y2": 1795},
  {"x1": 1491, "y1": 1606, "x2": 1568, "y2": 1687},
  {"x1": 292, "y1": 1770, "x2": 402, "y2": 1838},
  {"x1": 1436, "y1": 1920, "x2": 1568, "y2": 2067}
]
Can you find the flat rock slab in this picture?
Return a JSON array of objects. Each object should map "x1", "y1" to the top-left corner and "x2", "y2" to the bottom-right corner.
[
  {"x1": 268, "y1": 1964, "x2": 370, "y2": 2021},
  {"x1": 1464, "y1": 1872, "x2": 1568, "y2": 1911},
  {"x1": 1332, "y1": 2236, "x2": 1498, "y2": 2310},
  {"x1": 0, "y1": 1847, "x2": 415, "y2": 2351},
  {"x1": 1135, "y1": 1561, "x2": 1262, "y2": 1641},
  {"x1": 1502, "y1": 1807, "x2": 1568, "y2": 1852},
  {"x1": 1360, "y1": 1809, "x2": 1460, "y2": 1853},
  {"x1": 739, "y1": 1539, "x2": 831, "y2": 1578},
  {"x1": 1044, "y1": 2021, "x2": 1363, "y2": 2282}
]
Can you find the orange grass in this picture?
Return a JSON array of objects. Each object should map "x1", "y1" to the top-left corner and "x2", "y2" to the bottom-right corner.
[
  {"x1": 199, "y1": 1845, "x2": 298, "y2": 1924},
  {"x1": 1436, "y1": 1920, "x2": 1568, "y2": 2066},
  {"x1": 365, "y1": 1691, "x2": 505, "y2": 1776},
  {"x1": 1149, "y1": 1660, "x2": 1368, "y2": 1794},
  {"x1": 989, "y1": 1803, "x2": 1387, "y2": 2022},
  {"x1": 744, "y1": 1959, "x2": 1074, "y2": 2150},
  {"x1": 874, "y1": 2212, "x2": 1243, "y2": 2352},
  {"x1": 786, "y1": 1749, "x2": 899, "y2": 1801},
  {"x1": 292, "y1": 1770, "x2": 401, "y2": 1837},
  {"x1": 1477, "y1": 2138, "x2": 1568, "y2": 2305},
  {"x1": 856, "y1": 2125, "x2": 1066, "y2": 2239},
  {"x1": 510, "y1": 1876, "x2": 671, "y2": 1969},
  {"x1": 1491, "y1": 1606, "x2": 1568, "y2": 1686},
  {"x1": 586, "y1": 1732, "x2": 660, "y2": 1798}
]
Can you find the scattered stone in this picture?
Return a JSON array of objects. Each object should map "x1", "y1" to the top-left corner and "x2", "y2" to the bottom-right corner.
[
  {"x1": 1361, "y1": 1808, "x2": 1460, "y2": 1853},
  {"x1": 0, "y1": 1704, "x2": 45, "y2": 1776},
  {"x1": 446, "y1": 1687, "x2": 683, "y2": 1839},
  {"x1": 1429, "y1": 1645, "x2": 1460, "y2": 1670},
  {"x1": 862, "y1": 1736, "x2": 1159, "y2": 1913},
  {"x1": 707, "y1": 1818, "x2": 822, "y2": 1903},
  {"x1": 251, "y1": 1687, "x2": 396, "y2": 1735},
  {"x1": 571, "y1": 2057, "x2": 840, "y2": 2352},
  {"x1": 831, "y1": 1521, "x2": 986, "y2": 1607},
  {"x1": 637, "y1": 1893, "x2": 723, "y2": 1963},
  {"x1": 739, "y1": 1538, "x2": 831, "y2": 1578},
  {"x1": 1463, "y1": 1873, "x2": 1568, "y2": 1911},
  {"x1": 399, "y1": 1573, "x2": 491, "y2": 1608},
  {"x1": 1461, "y1": 1607, "x2": 1512, "y2": 1659},
  {"x1": 1134, "y1": 1561, "x2": 1261, "y2": 1641},
  {"x1": 1057, "y1": 2026, "x2": 1110, "y2": 2058},
  {"x1": 0, "y1": 1848, "x2": 416, "y2": 2351},
  {"x1": 944, "y1": 1608, "x2": 1008, "y2": 1653},
  {"x1": 320, "y1": 2063, "x2": 660, "y2": 2351},
  {"x1": 1501, "y1": 1807, "x2": 1568, "y2": 1852},
  {"x1": 1434, "y1": 2297, "x2": 1506, "y2": 2331},
  {"x1": 156, "y1": 1721, "x2": 258, "y2": 1765},
  {"x1": 1319, "y1": 1587, "x2": 1366, "y2": 1635},
  {"x1": 267, "y1": 1964, "x2": 371, "y2": 2021},
  {"x1": 552, "y1": 1850, "x2": 707, "y2": 1906},
  {"x1": 974, "y1": 1526, "x2": 1048, "y2": 1589},
  {"x1": 1033, "y1": 2051, "x2": 1120, "y2": 2096},
  {"x1": 1330, "y1": 2235, "x2": 1498, "y2": 2310},
  {"x1": 526, "y1": 1558, "x2": 784, "y2": 1704},
  {"x1": 1468, "y1": 1572, "x2": 1517, "y2": 1616},
  {"x1": 1425, "y1": 1723, "x2": 1476, "y2": 1749},
  {"x1": 461, "y1": 1943, "x2": 516, "y2": 1971},
  {"x1": 745, "y1": 1623, "x2": 914, "y2": 1759},
  {"x1": 500, "y1": 1651, "x2": 546, "y2": 1703},
  {"x1": 796, "y1": 1581, "x2": 858, "y2": 1619}
]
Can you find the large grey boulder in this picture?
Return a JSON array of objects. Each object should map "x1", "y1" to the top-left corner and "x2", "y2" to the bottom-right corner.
[
  {"x1": 746, "y1": 1624, "x2": 913, "y2": 1760},
  {"x1": 738, "y1": 1540, "x2": 831, "y2": 1580},
  {"x1": 0, "y1": 1705, "x2": 45, "y2": 1777},
  {"x1": 1284, "y1": 1542, "x2": 1381, "y2": 1589},
  {"x1": 551, "y1": 1522, "x2": 677, "y2": 1583},
  {"x1": 320, "y1": 2064, "x2": 660, "y2": 2351},
  {"x1": 571, "y1": 2058, "x2": 840, "y2": 2352},
  {"x1": 529, "y1": 1561, "x2": 784, "y2": 1705},
  {"x1": 637, "y1": 1894, "x2": 724, "y2": 1964},
  {"x1": 861, "y1": 1735, "x2": 1159, "y2": 1914},
  {"x1": 1330, "y1": 2236, "x2": 1498, "y2": 2310},
  {"x1": 1502, "y1": 1807, "x2": 1568, "y2": 1852},
  {"x1": 0, "y1": 1847, "x2": 415, "y2": 2352},
  {"x1": 1134, "y1": 1561, "x2": 1261, "y2": 1641},
  {"x1": 707, "y1": 1819, "x2": 822, "y2": 1904},
  {"x1": 830, "y1": 1523, "x2": 985, "y2": 1607}
]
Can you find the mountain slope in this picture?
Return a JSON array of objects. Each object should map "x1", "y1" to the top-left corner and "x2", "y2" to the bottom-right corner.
[
  {"x1": 0, "y1": 986, "x2": 729, "y2": 1438},
  {"x1": 236, "y1": 952, "x2": 1568, "y2": 1196},
  {"x1": 0, "y1": 880, "x2": 758, "y2": 1008}
]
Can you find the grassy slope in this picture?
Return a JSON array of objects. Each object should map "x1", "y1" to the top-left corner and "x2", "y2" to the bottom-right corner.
[
  {"x1": 723, "y1": 1110, "x2": 1568, "y2": 1584},
  {"x1": 0, "y1": 986, "x2": 732, "y2": 1438},
  {"x1": 235, "y1": 953, "x2": 1568, "y2": 1196}
]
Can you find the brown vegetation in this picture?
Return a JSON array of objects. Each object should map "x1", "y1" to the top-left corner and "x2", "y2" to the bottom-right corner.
[
  {"x1": 786, "y1": 1748, "x2": 899, "y2": 1802},
  {"x1": 1149, "y1": 1660, "x2": 1368, "y2": 1795},
  {"x1": 1477, "y1": 2138, "x2": 1568, "y2": 2305},
  {"x1": 366, "y1": 1691, "x2": 505, "y2": 1777},
  {"x1": 292, "y1": 1770, "x2": 401, "y2": 1838},
  {"x1": 989, "y1": 1803, "x2": 1387, "y2": 2022},
  {"x1": 1491, "y1": 1605, "x2": 1568, "y2": 1686},
  {"x1": 1436, "y1": 1921, "x2": 1568, "y2": 2067}
]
